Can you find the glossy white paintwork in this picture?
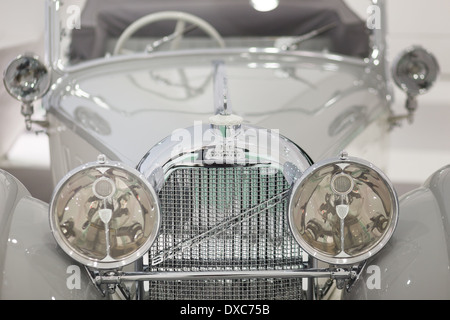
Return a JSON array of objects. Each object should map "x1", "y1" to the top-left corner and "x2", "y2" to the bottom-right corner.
[{"x1": 343, "y1": 165, "x2": 450, "y2": 299}]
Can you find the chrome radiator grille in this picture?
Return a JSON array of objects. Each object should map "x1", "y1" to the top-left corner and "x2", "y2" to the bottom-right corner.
[{"x1": 146, "y1": 166, "x2": 305, "y2": 300}]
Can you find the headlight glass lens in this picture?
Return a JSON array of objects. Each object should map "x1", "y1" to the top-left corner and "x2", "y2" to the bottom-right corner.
[
  {"x1": 289, "y1": 155, "x2": 398, "y2": 265},
  {"x1": 50, "y1": 157, "x2": 160, "y2": 269}
]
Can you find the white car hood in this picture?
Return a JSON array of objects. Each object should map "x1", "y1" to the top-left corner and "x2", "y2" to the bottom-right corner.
[{"x1": 47, "y1": 51, "x2": 387, "y2": 167}]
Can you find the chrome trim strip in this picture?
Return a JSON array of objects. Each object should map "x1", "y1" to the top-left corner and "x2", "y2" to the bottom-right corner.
[
  {"x1": 370, "y1": 0, "x2": 387, "y2": 61},
  {"x1": 96, "y1": 268, "x2": 355, "y2": 284},
  {"x1": 54, "y1": 47, "x2": 368, "y2": 74}
]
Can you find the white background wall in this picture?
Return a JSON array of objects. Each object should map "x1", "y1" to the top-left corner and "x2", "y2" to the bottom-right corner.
[{"x1": 0, "y1": 0, "x2": 449, "y2": 199}]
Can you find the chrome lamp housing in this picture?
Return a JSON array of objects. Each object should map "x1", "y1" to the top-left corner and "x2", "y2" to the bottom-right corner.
[
  {"x1": 390, "y1": 45, "x2": 440, "y2": 124},
  {"x1": 3, "y1": 54, "x2": 51, "y2": 130},
  {"x1": 288, "y1": 152, "x2": 399, "y2": 265},
  {"x1": 49, "y1": 155, "x2": 161, "y2": 269},
  {"x1": 392, "y1": 46, "x2": 439, "y2": 98}
]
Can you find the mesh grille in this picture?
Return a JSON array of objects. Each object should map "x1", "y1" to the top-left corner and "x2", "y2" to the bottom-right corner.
[{"x1": 145, "y1": 166, "x2": 304, "y2": 300}]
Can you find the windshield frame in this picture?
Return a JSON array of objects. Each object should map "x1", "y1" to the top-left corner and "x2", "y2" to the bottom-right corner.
[{"x1": 44, "y1": 0, "x2": 387, "y2": 74}]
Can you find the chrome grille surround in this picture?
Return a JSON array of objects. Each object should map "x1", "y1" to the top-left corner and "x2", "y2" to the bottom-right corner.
[{"x1": 137, "y1": 124, "x2": 313, "y2": 300}]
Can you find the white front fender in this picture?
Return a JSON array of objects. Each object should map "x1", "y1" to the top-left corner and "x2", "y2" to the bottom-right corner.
[
  {"x1": 0, "y1": 169, "x2": 103, "y2": 299},
  {"x1": 343, "y1": 165, "x2": 450, "y2": 299}
]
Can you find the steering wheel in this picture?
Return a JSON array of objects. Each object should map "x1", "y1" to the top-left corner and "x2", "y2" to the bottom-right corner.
[{"x1": 113, "y1": 11, "x2": 225, "y2": 55}]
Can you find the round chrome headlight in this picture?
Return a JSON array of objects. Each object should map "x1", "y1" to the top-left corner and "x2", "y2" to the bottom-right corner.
[
  {"x1": 3, "y1": 54, "x2": 50, "y2": 103},
  {"x1": 288, "y1": 153, "x2": 398, "y2": 265},
  {"x1": 392, "y1": 45, "x2": 439, "y2": 97},
  {"x1": 50, "y1": 155, "x2": 160, "y2": 269}
]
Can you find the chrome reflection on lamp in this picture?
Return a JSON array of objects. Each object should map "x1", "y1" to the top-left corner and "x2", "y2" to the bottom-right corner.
[
  {"x1": 288, "y1": 152, "x2": 399, "y2": 265},
  {"x1": 390, "y1": 46, "x2": 439, "y2": 125},
  {"x1": 3, "y1": 54, "x2": 51, "y2": 130},
  {"x1": 49, "y1": 155, "x2": 161, "y2": 269}
]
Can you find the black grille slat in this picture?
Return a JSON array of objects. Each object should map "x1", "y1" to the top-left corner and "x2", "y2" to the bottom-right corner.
[{"x1": 146, "y1": 166, "x2": 304, "y2": 300}]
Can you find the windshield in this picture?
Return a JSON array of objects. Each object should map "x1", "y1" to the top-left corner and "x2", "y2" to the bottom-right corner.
[{"x1": 50, "y1": 0, "x2": 371, "y2": 69}]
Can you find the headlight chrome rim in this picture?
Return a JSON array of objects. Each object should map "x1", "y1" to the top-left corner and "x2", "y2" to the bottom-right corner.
[
  {"x1": 49, "y1": 156, "x2": 161, "y2": 269},
  {"x1": 288, "y1": 153, "x2": 399, "y2": 265}
]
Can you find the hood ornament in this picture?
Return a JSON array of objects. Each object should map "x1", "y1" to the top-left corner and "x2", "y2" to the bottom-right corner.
[{"x1": 209, "y1": 61, "x2": 243, "y2": 137}]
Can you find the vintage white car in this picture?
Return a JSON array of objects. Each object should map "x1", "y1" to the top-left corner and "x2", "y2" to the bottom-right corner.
[{"x1": 0, "y1": 0, "x2": 445, "y2": 302}]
